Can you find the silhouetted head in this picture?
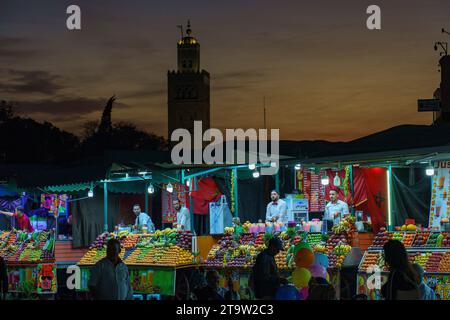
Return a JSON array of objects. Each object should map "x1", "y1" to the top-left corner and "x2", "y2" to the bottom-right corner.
[
  {"x1": 383, "y1": 240, "x2": 419, "y2": 283},
  {"x1": 106, "y1": 238, "x2": 121, "y2": 262},
  {"x1": 206, "y1": 270, "x2": 220, "y2": 290},
  {"x1": 270, "y1": 190, "x2": 280, "y2": 202},
  {"x1": 383, "y1": 240, "x2": 408, "y2": 270},
  {"x1": 267, "y1": 237, "x2": 283, "y2": 256},
  {"x1": 133, "y1": 204, "x2": 141, "y2": 216}
]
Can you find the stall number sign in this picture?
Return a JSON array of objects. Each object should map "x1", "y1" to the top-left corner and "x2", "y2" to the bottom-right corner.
[
  {"x1": 429, "y1": 161, "x2": 450, "y2": 228},
  {"x1": 436, "y1": 283, "x2": 450, "y2": 300}
]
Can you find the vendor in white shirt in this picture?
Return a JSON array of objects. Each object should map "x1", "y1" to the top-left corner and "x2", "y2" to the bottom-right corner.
[
  {"x1": 324, "y1": 188, "x2": 349, "y2": 226},
  {"x1": 266, "y1": 190, "x2": 287, "y2": 224},
  {"x1": 173, "y1": 199, "x2": 191, "y2": 231},
  {"x1": 133, "y1": 204, "x2": 155, "y2": 232}
]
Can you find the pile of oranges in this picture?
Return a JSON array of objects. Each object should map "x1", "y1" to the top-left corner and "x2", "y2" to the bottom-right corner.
[{"x1": 438, "y1": 252, "x2": 450, "y2": 272}]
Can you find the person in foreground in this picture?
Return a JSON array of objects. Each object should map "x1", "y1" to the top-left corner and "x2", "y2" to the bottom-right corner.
[
  {"x1": 411, "y1": 263, "x2": 437, "y2": 300},
  {"x1": 194, "y1": 270, "x2": 226, "y2": 300},
  {"x1": 381, "y1": 240, "x2": 420, "y2": 300},
  {"x1": 252, "y1": 237, "x2": 283, "y2": 299},
  {"x1": 306, "y1": 277, "x2": 336, "y2": 300},
  {"x1": 89, "y1": 238, "x2": 133, "y2": 300},
  {"x1": 0, "y1": 256, "x2": 8, "y2": 300}
]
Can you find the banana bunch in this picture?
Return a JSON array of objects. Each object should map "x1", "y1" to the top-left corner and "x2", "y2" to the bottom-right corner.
[
  {"x1": 224, "y1": 227, "x2": 235, "y2": 234},
  {"x1": 313, "y1": 244, "x2": 327, "y2": 254},
  {"x1": 118, "y1": 230, "x2": 129, "y2": 238},
  {"x1": 333, "y1": 243, "x2": 351, "y2": 256},
  {"x1": 279, "y1": 231, "x2": 288, "y2": 240}
]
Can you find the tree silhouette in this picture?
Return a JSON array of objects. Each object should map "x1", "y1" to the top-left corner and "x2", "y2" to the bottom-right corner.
[
  {"x1": 98, "y1": 95, "x2": 115, "y2": 134},
  {"x1": 0, "y1": 101, "x2": 80, "y2": 163},
  {"x1": 0, "y1": 97, "x2": 168, "y2": 163}
]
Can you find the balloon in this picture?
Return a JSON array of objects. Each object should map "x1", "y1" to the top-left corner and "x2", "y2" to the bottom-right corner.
[
  {"x1": 291, "y1": 267, "x2": 311, "y2": 289},
  {"x1": 275, "y1": 285, "x2": 301, "y2": 300},
  {"x1": 295, "y1": 248, "x2": 315, "y2": 268},
  {"x1": 293, "y1": 241, "x2": 312, "y2": 255},
  {"x1": 314, "y1": 252, "x2": 329, "y2": 269},
  {"x1": 309, "y1": 264, "x2": 327, "y2": 279}
]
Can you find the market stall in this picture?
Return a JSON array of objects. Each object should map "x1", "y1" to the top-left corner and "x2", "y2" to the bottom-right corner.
[
  {"x1": 0, "y1": 229, "x2": 57, "y2": 298},
  {"x1": 357, "y1": 226, "x2": 450, "y2": 300},
  {"x1": 202, "y1": 217, "x2": 357, "y2": 299},
  {"x1": 76, "y1": 228, "x2": 196, "y2": 298}
]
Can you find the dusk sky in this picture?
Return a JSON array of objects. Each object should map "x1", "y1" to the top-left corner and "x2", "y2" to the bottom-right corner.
[{"x1": 1, "y1": 0, "x2": 450, "y2": 141}]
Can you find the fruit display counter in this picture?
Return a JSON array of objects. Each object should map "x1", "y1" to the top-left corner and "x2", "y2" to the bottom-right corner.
[
  {"x1": 0, "y1": 230, "x2": 55, "y2": 264},
  {"x1": 78, "y1": 229, "x2": 195, "y2": 267},
  {"x1": 0, "y1": 230, "x2": 56, "y2": 296},
  {"x1": 76, "y1": 229, "x2": 196, "y2": 297},
  {"x1": 357, "y1": 229, "x2": 450, "y2": 300}
]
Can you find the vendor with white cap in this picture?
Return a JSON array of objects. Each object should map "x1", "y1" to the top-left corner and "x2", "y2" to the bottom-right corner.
[{"x1": 266, "y1": 190, "x2": 287, "y2": 224}]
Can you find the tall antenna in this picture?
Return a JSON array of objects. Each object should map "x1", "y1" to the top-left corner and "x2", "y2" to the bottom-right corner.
[
  {"x1": 263, "y1": 96, "x2": 267, "y2": 129},
  {"x1": 177, "y1": 24, "x2": 184, "y2": 38}
]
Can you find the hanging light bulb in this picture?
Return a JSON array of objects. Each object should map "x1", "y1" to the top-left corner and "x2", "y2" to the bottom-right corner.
[
  {"x1": 88, "y1": 189, "x2": 94, "y2": 198},
  {"x1": 147, "y1": 184, "x2": 154, "y2": 194},
  {"x1": 426, "y1": 165, "x2": 435, "y2": 176},
  {"x1": 252, "y1": 170, "x2": 260, "y2": 178},
  {"x1": 321, "y1": 174, "x2": 329, "y2": 185},
  {"x1": 166, "y1": 182, "x2": 173, "y2": 193},
  {"x1": 333, "y1": 172, "x2": 341, "y2": 187},
  {"x1": 294, "y1": 164, "x2": 301, "y2": 170},
  {"x1": 186, "y1": 179, "x2": 190, "y2": 187},
  {"x1": 248, "y1": 163, "x2": 256, "y2": 170}
]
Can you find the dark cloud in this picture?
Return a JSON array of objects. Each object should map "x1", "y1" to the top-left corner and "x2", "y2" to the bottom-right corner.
[
  {"x1": 14, "y1": 97, "x2": 131, "y2": 117},
  {"x1": 0, "y1": 69, "x2": 63, "y2": 95},
  {"x1": 121, "y1": 87, "x2": 166, "y2": 99},
  {"x1": 214, "y1": 70, "x2": 266, "y2": 80},
  {"x1": 0, "y1": 36, "x2": 39, "y2": 59}
]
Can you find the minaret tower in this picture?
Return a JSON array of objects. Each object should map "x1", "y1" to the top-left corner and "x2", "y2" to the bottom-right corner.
[{"x1": 168, "y1": 20, "x2": 210, "y2": 139}]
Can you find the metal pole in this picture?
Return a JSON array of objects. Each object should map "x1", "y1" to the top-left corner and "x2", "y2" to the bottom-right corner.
[
  {"x1": 233, "y1": 168, "x2": 239, "y2": 218},
  {"x1": 103, "y1": 181, "x2": 108, "y2": 232},
  {"x1": 387, "y1": 165, "x2": 393, "y2": 230},
  {"x1": 349, "y1": 165, "x2": 354, "y2": 215},
  {"x1": 144, "y1": 181, "x2": 149, "y2": 214},
  {"x1": 275, "y1": 170, "x2": 280, "y2": 192}
]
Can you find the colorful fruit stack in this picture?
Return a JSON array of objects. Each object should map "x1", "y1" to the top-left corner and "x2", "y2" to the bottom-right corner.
[
  {"x1": 402, "y1": 233, "x2": 415, "y2": 247},
  {"x1": 412, "y1": 232, "x2": 429, "y2": 247},
  {"x1": 413, "y1": 252, "x2": 431, "y2": 268},
  {"x1": 438, "y1": 252, "x2": 450, "y2": 272},
  {"x1": 359, "y1": 252, "x2": 380, "y2": 272},
  {"x1": 371, "y1": 228, "x2": 389, "y2": 247},
  {"x1": 425, "y1": 252, "x2": 444, "y2": 272},
  {"x1": 79, "y1": 248, "x2": 108, "y2": 265},
  {"x1": 121, "y1": 234, "x2": 140, "y2": 249},
  {"x1": 275, "y1": 250, "x2": 289, "y2": 270},
  {"x1": 239, "y1": 233, "x2": 256, "y2": 245},
  {"x1": 441, "y1": 233, "x2": 450, "y2": 247},
  {"x1": 176, "y1": 231, "x2": 192, "y2": 251},
  {"x1": 391, "y1": 232, "x2": 404, "y2": 242},
  {"x1": 326, "y1": 234, "x2": 348, "y2": 253},
  {"x1": 307, "y1": 233, "x2": 323, "y2": 247},
  {"x1": 425, "y1": 233, "x2": 441, "y2": 247},
  {"x1": 329, "y1": 243, "x2": 351, "y2": 269}
]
